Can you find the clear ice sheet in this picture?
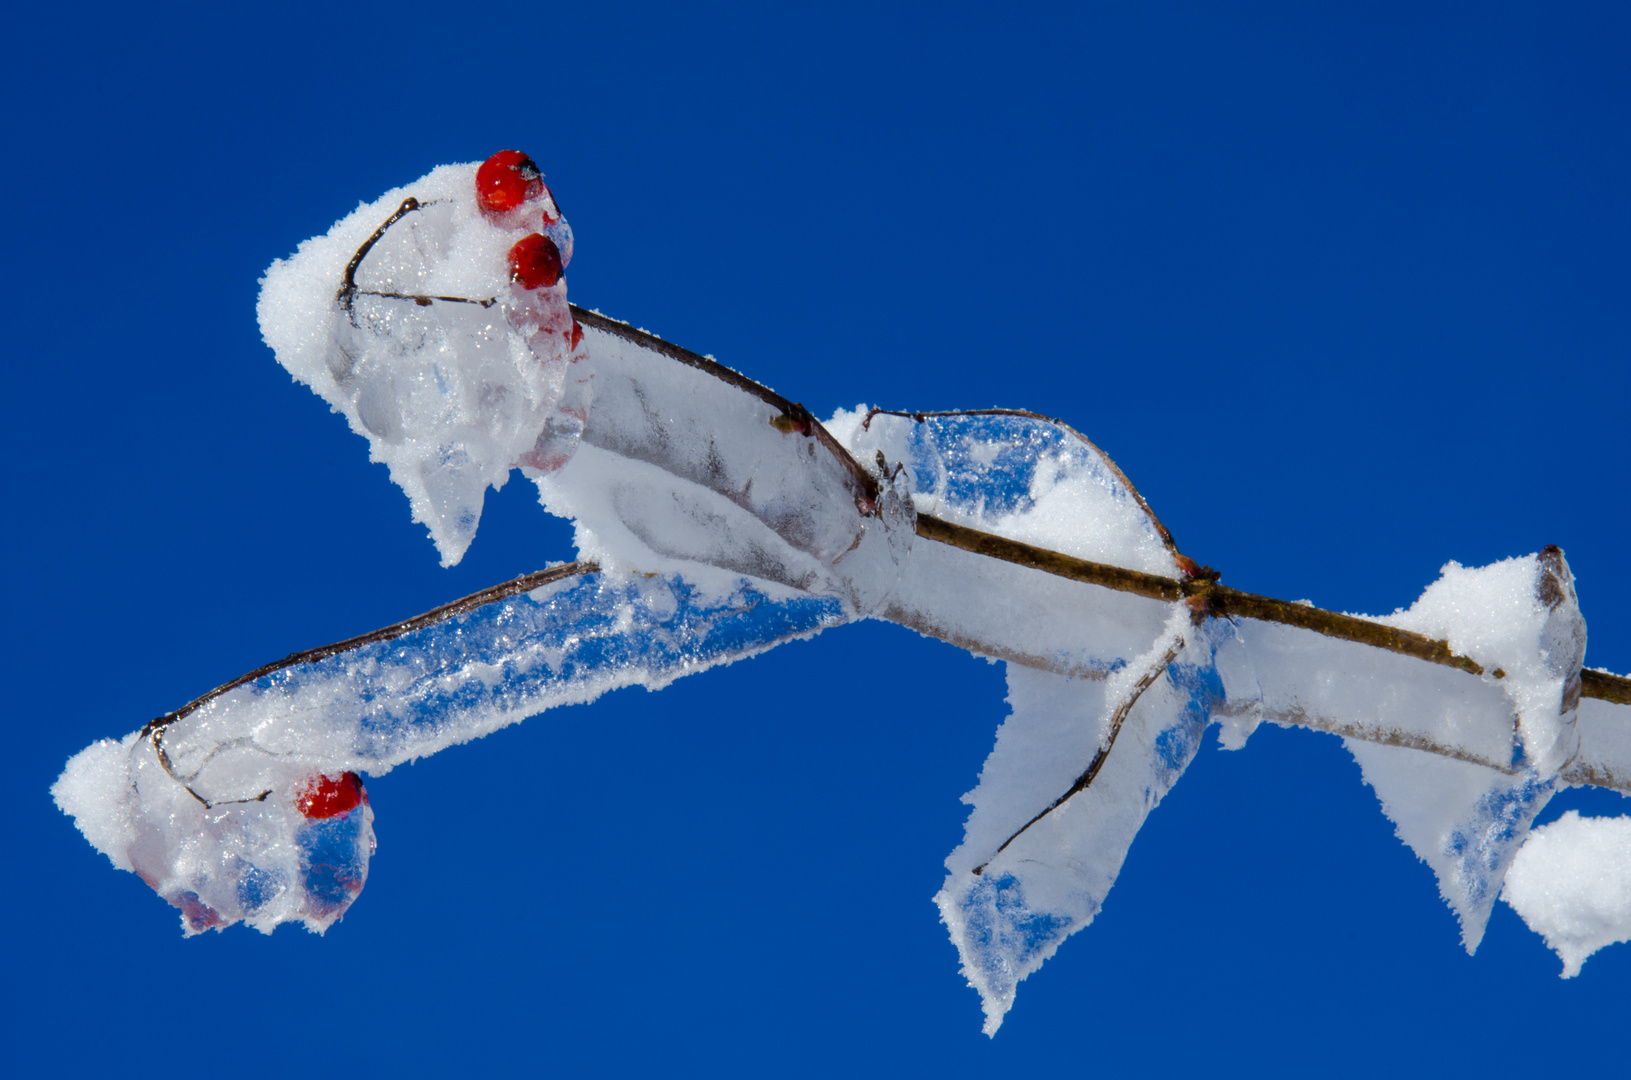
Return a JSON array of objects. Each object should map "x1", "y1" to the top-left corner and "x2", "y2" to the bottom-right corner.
[
  {"x1": 544, "y1": 326, "x2": 912, "y2": 612},
  {"x1": 153, "y1": 572, "x2": 845, "y2": 783}
]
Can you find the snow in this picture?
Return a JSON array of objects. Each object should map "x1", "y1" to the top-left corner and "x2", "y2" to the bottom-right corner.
[
  {"x1": 1503, "y1": 811, "x2": 1631, "y2": 976},
  {"x1": 52, "y1": 158, "x2": 1631, "y2": 1031},
  {"x1": 1344, "y1": 551, "x2": 1585, "y2": 948},
  {"x1": 258, "y1": 162, "x2": 587, "y2": 567},
  {"x1": 1380, "y1": 551, "x2": 1586, "y2": 775}
]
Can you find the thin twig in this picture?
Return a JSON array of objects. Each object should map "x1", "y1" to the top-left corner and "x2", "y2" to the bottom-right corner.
[
  {"x1": 338, "y1": 197, "x2": 422, "y2": 320},
  {"x1": 973, "y1": 638, "x2": 1185, "y2": 875}
]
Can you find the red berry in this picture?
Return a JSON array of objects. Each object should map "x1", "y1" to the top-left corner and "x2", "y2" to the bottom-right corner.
[
  {"x1": 509, "y1": 233, "x2": 562, "y2": 289},
  {"x1": 476, "y1": 150, "x2": 543, "y2": 214},
  {"x1": 297, "y1": 772, "x2": 366, "y2": 819}
]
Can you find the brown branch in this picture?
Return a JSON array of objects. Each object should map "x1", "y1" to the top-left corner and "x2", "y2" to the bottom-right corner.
[
  {"x1": 338, "y1": 197, "x2": 422, "y2": 319},
  {"x1": 919, "y1": 514, "x2": 1631, "y2": 866},
  {"x1": 914, "y1": 513, "x2": 1631, "y2": 704},
  {"x1": 918, "y1": 514, "x2": 1495, "y2": 674},
  {"x1": 355, "y1": 289, "x2": 497, "y2": 308},
  {"x1": 1583, "y1": 669, "x2": 1631, "y2": 706},
  {"x1": 915, "y1": 514, "x2": 1186, "y2": 604}
]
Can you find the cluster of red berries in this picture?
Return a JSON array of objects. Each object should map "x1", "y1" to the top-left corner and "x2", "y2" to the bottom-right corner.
[
  {"x1": 478, "y1": 150, "x2": 565, "y2": 291},
  {"x1": 296, "y1": 771, "x2": 368, "y2": 819}
]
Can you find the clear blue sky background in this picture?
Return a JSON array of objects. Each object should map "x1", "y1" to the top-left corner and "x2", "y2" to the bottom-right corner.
[{"x1": 5, "y1": 2, "x2": 1628, "y2": 1074}]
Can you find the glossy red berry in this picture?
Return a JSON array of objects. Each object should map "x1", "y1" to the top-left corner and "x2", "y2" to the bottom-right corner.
[
  {"x1": 476, "y1": 150, "x2": 544, "y2": 214},
  {"x1": 509, "y1": 233, "x2": 562, "y2": 289},
  {"x1": 297, "y1": 772, "x2": 366, "y2": 819}
]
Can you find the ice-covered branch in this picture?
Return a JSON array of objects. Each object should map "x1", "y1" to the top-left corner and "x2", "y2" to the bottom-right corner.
[{"x1": 53, "y1": 153, "x2": 1631, "y2": 1036}]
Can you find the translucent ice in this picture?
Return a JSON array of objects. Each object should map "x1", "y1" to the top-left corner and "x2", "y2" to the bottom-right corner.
[
  {"x1": 544, "y1": 324, "x2": 913, "y2": 614},
  {"x1": 55, "y1": 739, "x2": 374, "y2": 935},
  {"x1": 258, "y1": 154, "x2": 588, "y2": 566},
  {"x1": 935, "y1": 615, "x2": 1237, "y2": 1035}
]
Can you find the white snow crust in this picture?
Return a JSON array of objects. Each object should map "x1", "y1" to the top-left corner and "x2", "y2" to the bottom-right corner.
[{"x1": 1503, "y1": 810, "x2": 1631, "y2": 976}]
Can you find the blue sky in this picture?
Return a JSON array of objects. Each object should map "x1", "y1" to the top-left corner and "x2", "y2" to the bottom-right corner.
[{"x1": 6, "y1": 2, "x2": 1629, "y2": 1074}]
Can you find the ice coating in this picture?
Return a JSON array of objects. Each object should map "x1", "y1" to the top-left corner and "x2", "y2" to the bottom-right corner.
[
  {"x1": 53, "y1": 157, "x2": 1631, "y2": 1026},
  {"x1": 53, "y1": 569, "x2": 847, "y2": 934},
  {"x1": 1569, "y1": 696, "x2": 1631, "y2": 792},
  {"x1": 53, "y1": 738, "x2": 375, "y2": 935},
  {"x1": 1503, "y1": 811, "x2": 1631, "y2": 976},
  {"x1": 543, "y1": 325, "x2": 913, "y2": 613},
  {"x1": 145, "y1": 571, "x2": 842, "y2": 783},
  {"x1": 1379, "y1": 550, "x2": 1586, "y2": 775},
  {"x1": 1218, "y1": 551, "x2": 1596, "y2": 950},
  {"x1": 833, "y1": 408, "x2": 1184, "y2": 680},
  {"x1": 1345, "y1": 551, "x2": 1584, "y2": 948},
  {"x1": 829, "y1": 408, "x2": 1181, "y2": 578},
  {"x1": 1346, "y1": 742, "x2": 1552, "y2": 950},
  {"x1": 258, "y1": 158, "x2": 587, "y2": 566},
  {"x1": 935, "y1": 615, "x2": 1240, "y2": 1035}
]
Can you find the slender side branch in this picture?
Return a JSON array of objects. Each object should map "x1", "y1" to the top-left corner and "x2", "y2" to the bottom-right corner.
[
  {"x1": 915, "y1": 514, "x2": 1186, "y2": 605},
  {"x1": 973, "y1": 638, "x2": 1185, "y2": 875}
]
